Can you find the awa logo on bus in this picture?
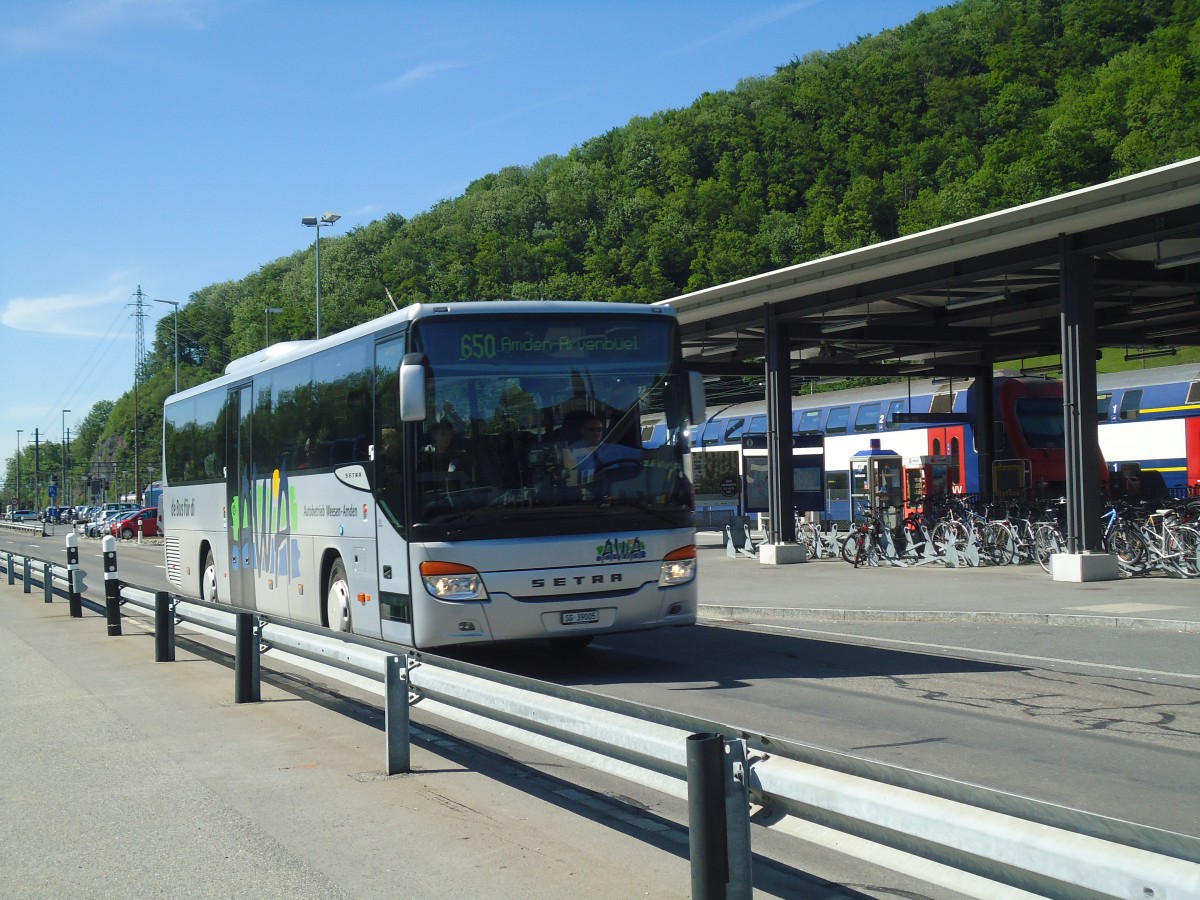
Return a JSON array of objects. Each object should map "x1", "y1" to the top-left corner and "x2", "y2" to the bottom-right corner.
[{"x1": 595, "y1": 536, "x2": 647, "y2": 563}]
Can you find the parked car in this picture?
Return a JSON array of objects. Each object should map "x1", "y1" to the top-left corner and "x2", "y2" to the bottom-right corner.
[
  {"x1": 111, "y1": 507, "x2": 159, "y2": 539},
  {"x1": 86, "y1": 509, "x2": 127, "y2": 538},
  {"x1": 7, "y1": 509, "x2": 39, "y2": 522}
]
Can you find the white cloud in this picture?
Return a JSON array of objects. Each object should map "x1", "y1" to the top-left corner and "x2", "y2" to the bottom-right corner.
[
  {"x1": 1, "y1": 288, "x2": 130, "y2": 338},
  {"x1": 672, "y1": 1, "x2": 821, "y2": 57},
  {"x1": 1, "y1": 0, "x2": 207, "y2": 56},
  {"x1": 375, "y1": 59, "x2": 471, "y2": 94}
]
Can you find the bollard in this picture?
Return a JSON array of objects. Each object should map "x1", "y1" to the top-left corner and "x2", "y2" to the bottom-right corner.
[
  {"x1": 234, "y1": 612, "x2": 260, "y2": 703},
  {"x1": 137, "y1": 518, "x2": 143, "y2": 545},
  {"x1": 385, "y1": 654, "x2": 411, "y2": 775},
  {"x1": 65, "y1": 533, "x2": 82, "y2": 618},
  {"x1": 154, "y1": 591, "x2": 175, "y2": 662},
  {"x1": 102, "y1": 535, "x2": 122, "y2": 636},
  {"x1": 43, "y1": 562, "x2": 52, "y2": 603},
  {"x1": 687, "y1": 732, "x2": 728, "y2": 900}
]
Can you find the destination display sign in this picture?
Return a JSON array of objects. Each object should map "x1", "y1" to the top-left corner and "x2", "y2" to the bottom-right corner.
[{"x1": 415, "y1": 315, "x2": 674, "y2": 368}]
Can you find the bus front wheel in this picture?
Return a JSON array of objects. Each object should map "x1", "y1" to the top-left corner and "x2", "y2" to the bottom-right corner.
[
  {"x1": 326, "y1": 558, "x2": 352, "y2": 632},
  {"x1": 202, "y1": 548, "x2": 219, "y2": 603}
]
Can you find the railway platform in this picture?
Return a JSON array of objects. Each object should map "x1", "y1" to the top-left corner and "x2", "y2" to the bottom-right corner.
[{"x1": 694, "y1": 529, "x2": 1200, "y2": 633}]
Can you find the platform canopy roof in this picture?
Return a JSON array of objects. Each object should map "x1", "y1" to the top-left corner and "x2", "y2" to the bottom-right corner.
[{"x1": 659, "y1": 156, "x2": 1200, "y2": 380}]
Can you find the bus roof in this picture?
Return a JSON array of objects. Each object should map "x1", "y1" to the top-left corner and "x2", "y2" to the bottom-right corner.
[{"x1": 168, "y1": 300, "x2": 677, "y2": 404}]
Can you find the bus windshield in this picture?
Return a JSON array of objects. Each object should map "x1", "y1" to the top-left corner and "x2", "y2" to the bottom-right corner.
[{"x1": 402, "y1": 314, "x2": 692, "y2": 537}]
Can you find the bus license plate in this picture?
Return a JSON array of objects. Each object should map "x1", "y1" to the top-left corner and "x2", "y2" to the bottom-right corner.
[{"x1": 561, "y1": 609, "x2": 599, "y2": 625}]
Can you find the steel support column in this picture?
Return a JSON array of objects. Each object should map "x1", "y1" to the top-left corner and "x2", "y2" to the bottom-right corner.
[
  {"x1": 974, "y1": 364, "x2": 995, "y2": 501},
  {"x1": 764, "y1": 312, "x2": 795, "y2": 544},
  {"x1": 1059, "y1": 236, "x2": 1104, "y2": 552}
]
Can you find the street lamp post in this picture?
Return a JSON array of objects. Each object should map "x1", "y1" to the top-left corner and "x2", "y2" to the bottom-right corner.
[
  {"x1": 61, "y1": 410, "x2": 70, "y2": 510},
  {"x1": 15, "y1": 429, "x2": 22, "y2": 509},
  {"x1": 265, "y1": 306, "x2": 283, "y2": 347},
  {"x1": 153, "y1": 298, "x2": 180, "y2": 393},
  {"x1": 301, "y1": 212, "x2": 340, "y2": 338}
]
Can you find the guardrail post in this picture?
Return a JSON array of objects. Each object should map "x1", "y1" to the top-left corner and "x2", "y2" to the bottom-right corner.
[
  {"x1": 102, "y1": 535, "x2": 121, "y2": 636},
  {"x1": 687, "y1": 732, "x2": 728, "y2": 899},
  {"x1": 65, "y1": 533, "x2": 82, "y2": 618},
  {"x1": 234, "y1": 612, "x2": 260, "y2": 703},
  {"x1": 385, "y1": 654, "x2": 411, "y2": 775},
  {"x1": 722, "y1": 740, "x2": 753, "y2": 899},
  {"x1": 6, "y1": 552, "x2": 13, "y2": 585},
  {"x1": 154, "y1": 591, "x2": 175, "y2": 663},
  {"x1": 23, "y1": 557, "x2": 32, "y2": 594},
  {"x1": 42, "y1": 562, "x2": 52, "y2": 603}
]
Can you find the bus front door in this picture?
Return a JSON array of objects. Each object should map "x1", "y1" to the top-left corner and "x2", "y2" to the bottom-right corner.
[
  {"x1": 226, "y1": 384, "x2": 258, "y2": 612},
  {"x1": 374, "y1": 335, "x2": 414, "y2": 646}
]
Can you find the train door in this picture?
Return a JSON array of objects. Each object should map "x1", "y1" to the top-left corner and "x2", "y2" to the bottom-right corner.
[
  {"x1": 1188, "y1": 416, "x2": 1200, "y2": 489},
  {"x1": 927, "y1": 427, "x2": 965, "y2": 494}
]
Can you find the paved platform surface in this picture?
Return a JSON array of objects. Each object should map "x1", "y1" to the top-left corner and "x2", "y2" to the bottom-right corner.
[
  {"x1": 694, "y1": 530, "x2": 1200, "y2": 632},
  {"x1": 2, "y1": 574, "x2": 978, "y2": 900},
  {"x1": 0, "y1": 583, "x2": 700, "y2": 900}
]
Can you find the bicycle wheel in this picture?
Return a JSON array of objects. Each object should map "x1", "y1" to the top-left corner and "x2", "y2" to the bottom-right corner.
[
  {"x1": 1104, "y1": 521, "x2": 1148, "y2": 575},
  {"x1": 841, "y1": 532, "x2": 864, "y2": 565},
  {"x1": 1033, "y1": 524, "x2": 1063, "y2": 573},
  {"x1": 930, "y1": 520, "x2": 966, "y2": 556},
  {"x1": 987, "y1": 522, "x2": 1017, "y2": 565},
  {"x1": 1165, "y1": 524, "x2": 1200, "y2": 578}
]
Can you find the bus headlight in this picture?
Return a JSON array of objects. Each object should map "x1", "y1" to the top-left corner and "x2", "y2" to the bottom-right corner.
[
  {"x1": 659, "y1": 545, "x2": 697, "y2": 586},
  {"x1": 420, "y1": 561, "x2": 488, "y2": 601}
]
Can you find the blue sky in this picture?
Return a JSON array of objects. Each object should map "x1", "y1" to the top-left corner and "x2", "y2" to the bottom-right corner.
[{"x1": 0, "y1": 0, "x2": 943, "y2": 482}]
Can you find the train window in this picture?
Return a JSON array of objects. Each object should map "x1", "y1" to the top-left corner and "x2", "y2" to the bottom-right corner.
[
  {"x1": 853, "y1": 403, "x2": 881, "y2": 432},
  {"x1": 826, "y1": 406, "x2": 850, "y2": 434},
  {"x1": 929, "y1": 389, "x2": 955, "y2": 414},
  {"x1": 701, "y1": 420, "x2": 724, "y2": 446},
  {"x1": 1119, "y1": 390, "x2": 1142, "y2": 421},
  {"x1": 796, "y1": 409, "x2": 822, "y2": 433},
  {"x1": 885, "y1": 400, "x2": 905, "y2": 430},
  {"x1": 1188, "y1": 380, "x2": 1200, "y2": 405},
  {"x1": 1096, "y1": 392, "x2": 1112, "y2": 422},
  {"x1": 747, "y1": 415, "x2": 767, "y2": 434},
  {"x1": 722, "y1": 417, "x2": 746, "y2": 443},
  {"x1": 1014, "y1": 397, "x2": 1067, "y2": 449}
]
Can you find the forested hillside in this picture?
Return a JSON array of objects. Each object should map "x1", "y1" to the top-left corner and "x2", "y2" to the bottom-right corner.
[{"x1": 71, "y1": 0, "x2": 1200, "y2": 481}]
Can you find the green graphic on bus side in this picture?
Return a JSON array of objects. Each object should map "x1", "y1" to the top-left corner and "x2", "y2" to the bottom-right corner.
[{"x1": 230, "y1": 464, "x2": 302, "y2": 586}]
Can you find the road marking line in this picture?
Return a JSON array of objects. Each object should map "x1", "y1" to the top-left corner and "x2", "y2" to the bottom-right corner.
[{"x1": 723, "y1": 622, "x2": 1200, "y2": 681}]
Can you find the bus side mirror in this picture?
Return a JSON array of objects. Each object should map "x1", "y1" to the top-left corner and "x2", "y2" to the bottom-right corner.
[
  {"x1": 399, "y1": 353, "x2": 427, "y2": 422},
  {"x1": 688, "y1": 371, "x2": 706, "y2": 427}
]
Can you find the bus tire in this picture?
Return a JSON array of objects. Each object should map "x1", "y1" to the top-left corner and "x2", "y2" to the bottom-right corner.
[
  {"x1": 201, "y1": 547, "x2": 219, "y2": 603},
  {"x1": 326, "y1": 558, "x2": 352, "y2": 633}
]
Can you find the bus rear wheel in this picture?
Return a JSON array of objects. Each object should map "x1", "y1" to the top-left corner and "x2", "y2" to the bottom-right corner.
[{"x1": 325, "y1": 558, "x2": 352, "y2": 632}]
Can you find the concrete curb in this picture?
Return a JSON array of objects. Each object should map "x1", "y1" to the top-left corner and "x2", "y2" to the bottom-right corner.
[{"x1": 698, "y1": 605, "x2": 1200, "y2": 633}]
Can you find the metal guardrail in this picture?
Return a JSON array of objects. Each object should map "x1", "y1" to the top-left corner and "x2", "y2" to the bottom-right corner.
[
  {"x1": 0, "y1": 519, "x2": 47, "y2": 537},
  {"x1": 2, "y1": 536, "x2": 1199, "y2": 899}
]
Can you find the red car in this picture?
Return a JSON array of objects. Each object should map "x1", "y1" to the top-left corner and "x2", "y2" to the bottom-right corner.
[{"x1": 111, "y1": 507, "x2": 159, "y2": 539}]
